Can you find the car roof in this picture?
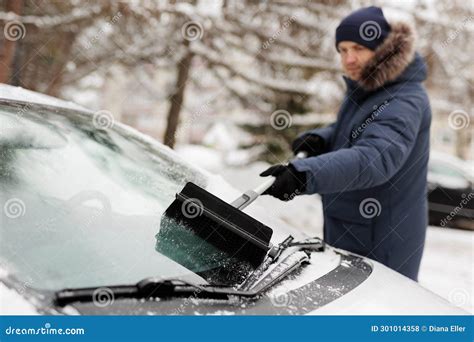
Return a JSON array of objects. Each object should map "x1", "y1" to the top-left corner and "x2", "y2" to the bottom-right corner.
[
  {"x1": 429, "y1": 150, "x2": 473, "y2": 181},
  {"x1": 0, "y1": 84, "x2": 88, "y2": 112}
]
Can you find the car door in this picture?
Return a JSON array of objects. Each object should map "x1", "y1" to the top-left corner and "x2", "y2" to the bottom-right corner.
[{"x1": 427, "y1": 161, "x2": 473, "y2": 229}]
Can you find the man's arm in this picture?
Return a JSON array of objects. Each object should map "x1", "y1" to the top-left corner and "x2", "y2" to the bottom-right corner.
[
  {"x1": 292, "y1": 122, "x2": 337, "y2": 156},
  {"x1": 291, "y1": 98, "x2": 424, "y2": 194},
  {"x1": 298, "y1": 122, "x2": 336, "y2": 148}
]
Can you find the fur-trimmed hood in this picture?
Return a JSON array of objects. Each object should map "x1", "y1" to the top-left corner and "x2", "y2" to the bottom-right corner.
[{"x1": 357, "y1": 21, "x2": 420, "y2": 91}]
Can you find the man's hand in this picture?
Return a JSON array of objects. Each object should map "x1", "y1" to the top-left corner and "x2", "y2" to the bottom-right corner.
[
  {"x1": 259, "y1": 164, "x2": 306, "y2": 201},
  {"x1": 291, "y1": 134, "x2": 325, "y2": 157}
]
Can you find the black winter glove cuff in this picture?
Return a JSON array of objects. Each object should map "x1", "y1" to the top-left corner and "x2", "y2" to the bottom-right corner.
[
  {"x1": 259, "y1": 164, "x2": 307, "y2": 201},
  {"x1": 291, "y1": 134, "x2": 325, "y2": 157}
]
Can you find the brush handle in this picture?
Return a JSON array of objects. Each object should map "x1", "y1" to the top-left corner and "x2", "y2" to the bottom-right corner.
[
  {"x1": 231, "y1": 151, "x2": 307, "y2": 210},
  {"x1": 253, "y1": 151, "x2": 307, "y2": 195},
  {"x1": 253, "y1": 177, "x2": 276, "y2": 195}
]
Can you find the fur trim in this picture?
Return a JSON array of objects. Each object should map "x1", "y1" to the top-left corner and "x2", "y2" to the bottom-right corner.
[{"x1": 358, "y1": 22, "x2": 416, "y2": 91}]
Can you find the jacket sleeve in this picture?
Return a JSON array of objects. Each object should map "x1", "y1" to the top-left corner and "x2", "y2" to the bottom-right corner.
[
  {"x1": 291, "y1": 98, "x2": 424, "y2": 194},
  {"x1": 302, "y1": 122, "x2": 337, "y2": 143}
]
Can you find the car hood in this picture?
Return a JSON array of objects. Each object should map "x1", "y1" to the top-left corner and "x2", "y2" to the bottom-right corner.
[{"x1": 314, "y1": 250, "x2": 469, "y2": 315}]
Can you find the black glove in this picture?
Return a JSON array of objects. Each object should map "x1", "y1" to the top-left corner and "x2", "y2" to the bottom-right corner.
[
  {"x1": 291, "y1": 134, "x2": 325, "y2": 157},
  {"x1": 259, "y1": 164, "x2": 306, "y2": 201}
]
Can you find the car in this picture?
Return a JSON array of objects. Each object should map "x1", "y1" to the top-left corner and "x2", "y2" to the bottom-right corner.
[
  {"x1": 0, "y1": 84, "x2": 467, "y2": 315},
  {"x1": 428, "y1": 151, "x2": 473, "y2": 230}
]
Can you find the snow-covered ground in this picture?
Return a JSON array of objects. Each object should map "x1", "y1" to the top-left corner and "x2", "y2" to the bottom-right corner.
[
  {"x1": 0, "y1": 281, "x2": 38, "y2": 315},
  {"x1": 178, "y1": 145, "x2": 473, "y2": 313},
  {"x1": 418, "y1": 226, "x2": 473, "y2": 313}
]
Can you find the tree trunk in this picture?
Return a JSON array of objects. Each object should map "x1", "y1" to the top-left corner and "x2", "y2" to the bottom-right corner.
[
  {"x1": 0, "y1": 0, "x2": 24, "y2": 84},
  {"x1": 45, "y1": 31, "x2": 77, "y2": 96},
  {"x1": 163, "y1": 46, "x2": 193, "y2": 148}
]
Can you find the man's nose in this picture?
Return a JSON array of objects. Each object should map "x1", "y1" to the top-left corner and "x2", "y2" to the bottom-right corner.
[{"x1": 345, "y1": 53, "x2": 357, "y2": 64}]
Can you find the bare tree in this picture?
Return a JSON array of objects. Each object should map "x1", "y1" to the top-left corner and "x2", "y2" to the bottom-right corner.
[
  {"x1": 1, "y1": 0, "x2": 471, "y2": 157},
  {"x1": 0, "y1": 0, "x2": 23, "y2": 83}
]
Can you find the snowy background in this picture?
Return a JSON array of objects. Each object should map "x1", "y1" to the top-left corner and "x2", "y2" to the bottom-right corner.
[{"x1": 0, "y1": 0, "x2": 472, "y2": 313}]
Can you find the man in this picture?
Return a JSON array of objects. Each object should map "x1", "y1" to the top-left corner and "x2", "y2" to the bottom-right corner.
[{"x1": 260, "y1": 6, "x2": 431, "y2": 281}]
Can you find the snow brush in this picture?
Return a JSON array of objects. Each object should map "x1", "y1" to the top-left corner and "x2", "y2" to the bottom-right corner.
[{"x1": 157, "y1": 152, "x2": 307, "y2": 270}]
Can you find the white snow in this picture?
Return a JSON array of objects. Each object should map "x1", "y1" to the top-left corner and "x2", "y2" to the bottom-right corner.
[
  {"x1": 0, "y1": 84, "x2": 87, "y2": 112},
  {"x1": 0, "y1": 111, "x2": 67, "y2": 148},
  {"x1": 429, "y1": 150, "x2": 473, "y2": 182},
  {"x1": 206, "y1": 310, "x2": 235, "y2": 315},
  {"x1": 267, "y1": 250, "x2": 341, "y2": 294},
  {"x1": 314, "y1": 257, "x2": 468, "y2": 315},
  {"x1": 175, "y1": 144, "x2": 224, "y2": 172},
  {"x1": 0, "y1": 5, "x2": 103, "y2": 28},
  {"x1": 202, "y1": 122, "x2": 252, "y2": 151},
  {"x1": 0, "y1": 283, "x2": 39, "y2": 315},
  {"x1": 196, "y1": 0, "x2": 223, "y2": 17},
  {"x1": 419, "y1": 226, "x2": 474, "y2": 313}
]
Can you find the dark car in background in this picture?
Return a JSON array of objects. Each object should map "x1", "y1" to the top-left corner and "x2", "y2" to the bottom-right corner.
[{"x1": 428, "y1": 151, "x2": 473, "y2": 230}]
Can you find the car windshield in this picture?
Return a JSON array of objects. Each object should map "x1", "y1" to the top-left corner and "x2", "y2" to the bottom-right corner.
[{"x1": 0, "y1": 103, "x2": 251, "y2": 291}]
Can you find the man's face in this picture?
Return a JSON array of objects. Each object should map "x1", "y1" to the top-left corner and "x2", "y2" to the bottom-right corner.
[{"x1": 338, "y1": 41, "x2": 375, "y2": 81}]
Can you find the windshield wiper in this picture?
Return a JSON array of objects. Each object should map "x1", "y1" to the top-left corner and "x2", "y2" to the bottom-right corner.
[
  {"x1": 55, "y1": 279, "x2": 243, "y2": 306},
  {"x1": 239, "y1": 236, "x2": 324, "y2": 291},
  {"x1": 55, "y1": 254, "x2": 310, "y2": 307},
  {"x1": 55, "y1": 236, "x2": 322, "y2": 307}
]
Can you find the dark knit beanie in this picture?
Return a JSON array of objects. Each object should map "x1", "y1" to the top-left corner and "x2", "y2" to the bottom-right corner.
[{"x1": 335, "y1": 6, "x2": 391, "y2": 51}]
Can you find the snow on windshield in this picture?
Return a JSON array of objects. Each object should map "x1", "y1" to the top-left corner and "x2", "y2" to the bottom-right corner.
[
  {"x1": 0, "y1": 110, "x2": 68, "y2": 150},
  {"x1": 0, "y1": 100, "x2": 303, "y2": 293},
  {"x1": 0, "y1": 104, "x2": 210, "y2": 290}
]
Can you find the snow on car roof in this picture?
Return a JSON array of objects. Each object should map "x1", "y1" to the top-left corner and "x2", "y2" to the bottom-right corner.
[
  {"x1": 0, "y1": 84, "x2": 87, "y2": 112},
  {"x1": 430, "y1": 150, "x2": 473, "y2": 181}
]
